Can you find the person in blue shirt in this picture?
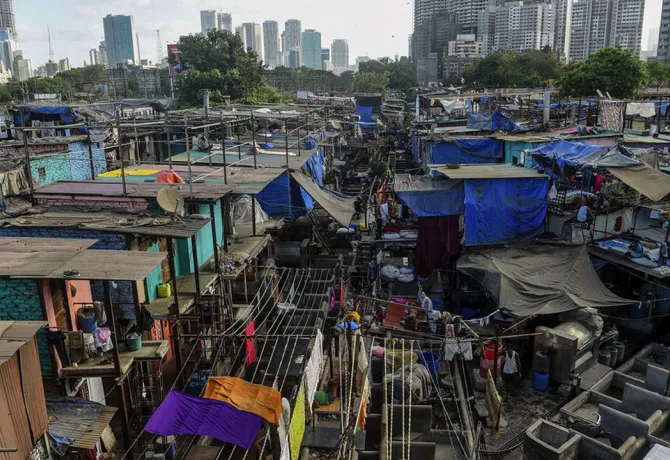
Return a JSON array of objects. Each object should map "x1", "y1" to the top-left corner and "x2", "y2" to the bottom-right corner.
[{"x1": 577, "y1": 201, "x2": 593, "y2": 224}]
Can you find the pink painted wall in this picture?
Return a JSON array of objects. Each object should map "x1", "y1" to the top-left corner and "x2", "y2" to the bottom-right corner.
[{"x1": 65, "y1": 280, "x2": 93, "y2": 331}]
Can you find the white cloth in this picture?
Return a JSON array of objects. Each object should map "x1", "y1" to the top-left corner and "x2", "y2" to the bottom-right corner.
[
  {"x1": 304, "y1": 329, "x2": 324, "y2": 414},
  {"x1": 627, "y1": 102, "x2": 656, "y2": 118},
  {"x1": 422, "y1": 296, "x2": 433, "y2": 311},
  {"x1": 444, "y1": 341, "x2": 473, "y2": 361},
  {"x1": 278, "y1": 397, "x2": 291, "y2": 460},
  {"x1": 503, "y1": 350, "x2": 518, "y2": 374},
  {"x1": 380, "y1": 203, "x2": 390, "y2": 225}
]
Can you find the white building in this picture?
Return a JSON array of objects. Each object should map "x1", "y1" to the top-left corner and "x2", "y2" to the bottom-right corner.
[
  {"x1": 491, "y1": 1, "x2": 555, "y2": 53},
  {"x1": 241, "y1": 23, "x2": 263, "y2": 57},
  {"x1": 218, "y1": 13, "x2": 232, "y2": 32},
  {"x1": 89, "y1": 48, "x2": 100, "y2": 66},
  {"x1": 263, "y1": 21, "x2": 280, "y2": 69},
  {"x1": 12, "y1": 50, "x2": 31, "y2": 81},
  {"x1": 608, "y1": 0, "x2": 644, "y2": 56},
  {"x1": 331, "y1": 39, "x2": 349, "y2": 75},
  {"x1": 447, "y1": 34, "x2": 483, "y2": 56},
  {"x1": 58, "y1": 58, "x2": 71, "y2": 73}
]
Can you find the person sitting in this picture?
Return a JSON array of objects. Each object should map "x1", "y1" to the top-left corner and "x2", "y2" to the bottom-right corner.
[{"x1": 577, "y1": 201, "x2": 593, "y2": 225}]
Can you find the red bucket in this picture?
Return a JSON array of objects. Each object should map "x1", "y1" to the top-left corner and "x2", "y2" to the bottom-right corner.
[{"x1": 479, "y1": 341, "x2": 503, "y2": 377}]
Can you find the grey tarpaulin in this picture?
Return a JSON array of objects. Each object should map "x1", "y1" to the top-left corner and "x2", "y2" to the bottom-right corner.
[
  {"x1": 290, "y1": 171, "x2": 356, "y2": 227},
  {"x1": 457, "y1": 243, "x2": 632, "y2": 317}
]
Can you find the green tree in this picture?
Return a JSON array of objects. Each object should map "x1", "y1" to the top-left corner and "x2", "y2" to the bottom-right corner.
[
  {"x1": 557, "y1": 46, "x2": 648, "y2": 98},
  {"x1": 646, "y1": 61, "x2": 670, "y2": 87},
  {"x1": 354, "y1": 71, "x2": 389, "y2": 93},
  {"x1": 358, "y1": 59, "x2": 417, "y2": 90},
  {"x1": 171, "y1": 30, "x2": 265, "y2": 105},
  {"x1": 461, "y1": 49, "x2": 561, "y2": 88},
  {"x1": 238, "y1": 84, "x2": 284, "y2": 104}
]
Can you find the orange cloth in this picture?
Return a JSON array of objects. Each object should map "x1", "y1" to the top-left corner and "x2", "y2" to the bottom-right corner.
[
  {"x1": 204, "y1": 377, "x2": 282, "y2": 425},
  {"x1": 155, "y1": 170, "x2": 185, "y2": 184}
]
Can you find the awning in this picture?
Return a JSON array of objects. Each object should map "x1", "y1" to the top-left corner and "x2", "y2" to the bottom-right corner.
[
  {"x1": 457, "y1": 243, "x2": 632, "y2": 317},
  {"x1": 607, "y1": 165, "x2": 670, "y2": 202},
  {"x1": 290, "y1": 172, "x2": 356, "y2": 227},
  {"x1": 431, "y1": 164, "x2": 547, "y2": 180}
]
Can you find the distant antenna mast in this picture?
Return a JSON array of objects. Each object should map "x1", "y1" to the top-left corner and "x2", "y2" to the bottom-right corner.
[
  {"x1": 47, "y1": 24, "x2": 54, "y2": 62},
  {"x1": 156, "y1": 29, "x2": 165, "y2": 63}
]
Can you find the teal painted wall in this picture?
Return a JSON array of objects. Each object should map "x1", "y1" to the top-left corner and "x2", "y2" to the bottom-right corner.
[
  {"x1": 174, "y1": 200, "x2": 223, "y2": 275},
  {"x1": 504, "y1": 140, "x2": 540, "y2": 167},
  {"x1": 0, "y1": 279, "x2": 52, "y2": 375},
  {"x1": 30, "y1": 153, "x2": 72, "y2": 186},
  {"x1": 145, "y1": 242, "x2": 163, "y2": 303}
]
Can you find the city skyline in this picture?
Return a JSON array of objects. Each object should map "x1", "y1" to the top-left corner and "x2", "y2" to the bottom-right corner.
[{"x1": 14, "y1": 0, "x2": 413, "y2": 70}]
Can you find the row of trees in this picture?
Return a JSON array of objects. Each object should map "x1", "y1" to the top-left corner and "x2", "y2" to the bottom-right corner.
[{"x1": 461, "y1": 46, "x2": 664, "y2": 99}]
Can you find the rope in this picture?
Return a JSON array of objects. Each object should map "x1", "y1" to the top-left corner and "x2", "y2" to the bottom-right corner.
[
  {"x1": 402, "y1": 339, "x2": 406, "y2": 460},
  {"x1": 408, "y1": 340, "x2": 413, "y2": 460}
]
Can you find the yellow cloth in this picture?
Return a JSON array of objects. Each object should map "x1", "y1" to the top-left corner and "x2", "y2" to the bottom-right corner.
[
  {"x1": 289, "y1": 386, "x2": 306, "y2": 460},
  {"x1": 346, "y1": 311, "x2": 361, "y2": 325},
  {"x1": 98, "y1": 168, "x2": 162, "y2": 178},
  {"x1": 485, "y1": 369, "x2": 502, "y2": 438},
  {"x1": 203, "y1": 377, "x2": 282, "y2": 425}
]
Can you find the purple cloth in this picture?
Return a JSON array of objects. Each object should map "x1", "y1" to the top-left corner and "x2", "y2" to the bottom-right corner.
[{"x1": 145, "y1": 390, "x2": 262, "y2": 449}]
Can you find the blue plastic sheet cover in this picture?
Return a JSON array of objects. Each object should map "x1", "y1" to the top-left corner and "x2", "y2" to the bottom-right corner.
[
  {"x1": 302, "y1": 147, "x2": 324, "y2": 186},
  {"x1": 256, "y1": 174, "x2": 312, "y2": 218},
  {"x1": 529, "y1": 140, "x2": 608, "y2": 176},
  {"x1": 467, "y1": 112, "x2": 521, "y2": 131},
  {"x1": 355, "y1": 106, "x2": 373, "y2": 122},
  {"x1": 464, "y1": 177, "x2": 548, "y2": 246},
  {"x1": 394, "y1": 176, "x2": 464, "y2": 217},
  {"x1": 427, "y1": 139, "x2": 502, "y2": 165},
  {"x1": 12, "y1": 106, "x2": 81, "y2": 127}
]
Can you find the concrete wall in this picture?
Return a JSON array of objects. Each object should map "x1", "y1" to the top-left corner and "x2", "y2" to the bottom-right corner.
[
  {"x1": 25, "y1": 141, "x2": 106, "y2": 187},
  {"x1": 30, "y1": 153, "x2": 72, "y2": 187},
  {"x1": 68, "y1": 141, "x2": 106, "y2": 180},
  {"x1": 525, "y1": 419, "x2": 580, "y2": 460}
]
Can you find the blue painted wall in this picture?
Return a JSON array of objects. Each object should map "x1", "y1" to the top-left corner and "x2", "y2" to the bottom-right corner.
[
  {"x1": 68, "y1": 141, "x2": 106, "y2": 180},
  {"x1": 0, "y1": 279, "x2": 52, "y2": 375},
  {"x1": 30, "y1": 154, "x2": 72, "y2": 186}
]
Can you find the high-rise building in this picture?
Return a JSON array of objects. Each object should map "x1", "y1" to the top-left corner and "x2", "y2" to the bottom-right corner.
[
  {"x1": 489, "y1": 1, "x2": 555, "y2": 53},
  {"x1": 282, "y1": 19, "x2": 302, "y2": 65},
  {"x1": 301, "y1": 29, "x2": 322, "y2": 70},
  {"x1": 0, "y1": 0, "x2": 15, "y2": 40},
  {"x1": 569, "y1": 0, "x2": 612, "y2": 61},
  {"x1": 263, "y1": 21, "x2": 280, "y2": 69},
  {"x1": 287, "y1": 49, "x2": 300, "y2": 69},
  {"x1": 660, "y1": 0, "x2": 670, "y2": 63},
  {"x1": 103, "y1": 14, "x2": 140, "y2": 66},
  {"x1": 408, "y1": 35, "x2": 414, "y2": 61},
  {"x1": 323, "y1": 60, "x2": 334, "y2": 72},
  {"x1": 447, "y1": 34, "x2": 483, "y2": 56},
  {"x1": 553, "y1": 0, "x2": 574, "y2": 62},
  {"x1": 99, "y1": 40, "x2": 108, "y2": 69},
  {"x1": 355, "y1": 56, "x2": 370, "y2": 71},
  {"x1": 218, "y1": 13, "x2": 232, "y2": 32},
  {"x1": 321, "y1": 48, "x2": 330, "y2": 69},
  {"x1": 89, "y1": 48, "x2": 100, "y2": 66},
  {"x1": 0, "y1": 28, "x2": 16, "y2": 76},
  {"x1": 647, "y1": 27, "x2": 659, "y2": 56},
  {"x1": 45, "y1": 61, "x2": 58, "y2": 77},
  {"x1": 608, "y1": 0, "x2": 644, "y2": 57},
  {"x1": 200, "y1": 10, "x2": 217, "y2": 35},
  {"x1": 241, "y1": 23, "x2": 263, "y2": 57},
  {"x1": 58, "y1": 58, "x2": 71, "y2": 73},
  {"x1": 12, "y1": 50, "x2": 31, "y2": 81},
  {"x1": 331, "y1": 39, "x2": 349, "y2": 75},
  {"x1": 447, "y1": 0, "x2": 488, "y2": 34}
]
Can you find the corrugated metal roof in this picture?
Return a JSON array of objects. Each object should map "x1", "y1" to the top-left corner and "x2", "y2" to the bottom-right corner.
[
  {"x1": 0, "y1": 210, "x2": 212, "y2": 239},
  {"x1": 0, "y1": 246, "x2": 167, "y2": 281},
  {"x1": 0, "y1": 237, "x2": 96, "y2": 252},
  {"x1": 46, "y1": 396, "x2": 118, "y2": 452},
  {"x1": 430, "y1": 164, "x2": 548, "y2": 180},
  {"x1": 34, "y1": 181, "x2": 232, "y2": 202}
]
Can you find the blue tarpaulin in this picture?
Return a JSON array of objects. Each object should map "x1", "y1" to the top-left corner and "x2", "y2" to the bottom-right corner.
[
  {"x1": 12, "y1": 106, "x2": 81, "y2": 127},
  {"x1": 464, "y1": 178, "x2": 548, "y2": 246},
  {"x1": 256, "y1": 174, "x2": 313, "y2": 219},
  {"x1": 356, "y1": 106, "x2": 373, "y2": 122},
  {"x1": 467, "y1": 112, "x2": 521, "y2": 132},
  {"x1": 428, "y1": 139, "x2": 502, "y2": 165},
  {"x1": 529, "y1": 140, "x2": 607, "y2": 171},
  {"x1": 303, "y1": 147, "x2": 324, "y2": 186},
  {"x1": 395, "y1": 182, "x2": 464, "y2": 217}
]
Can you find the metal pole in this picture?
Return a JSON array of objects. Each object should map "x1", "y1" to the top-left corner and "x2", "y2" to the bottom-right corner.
[
  {"x1": 116, "y1": 380, "x2": 134, "y2": 460},
  {"x1": 167, "y1": 238, "x2": 184, "y2": 389},
  {"x1": 298, "y1": 115, "x2": 302, "y2": 157},
  {"x1": 210, "y1": 203, "x2": 221, "y2": 273},
  {"x1": 237, "y1": 118, "x2": 241, "y2": 160},
  {"x1": 191, "y1": 234, "x2": 201, "y2": 300},
  {"x1": 103, "y1": 280, "x2": 122, "y2": 376},
  {"x1": 20, "y1": 110, "x2": 34, "y2": 193},
  {"x1": 117, "y1": 112, "x2": 127, "y2": 197},
  {"x1": 252, "y1": 195, "x2": 257, "y2": 236},
  {"x1": 185, "y1": 125, "x2": 193, "y2": 195},
  {"x1": 251, "y1": 111, "x2": 258, "y2": 169},
  {"x1": 285, "y1": 123, "x2": 290, "y2": 166},
  {"x1": 133, "y1": 113, "x2": 140, "y2": 165},
  {"x1": 220, "y1": 114, "x2": 227, "y2": 184},
  {"x1": 86, "y1": 115, "x2": 96, "y2": 180},
  {"x1": 166, "y1": 112, "x2": 172, "y2": 169},
  {"x1": 221, "y1": 196, "x2": 229, "y2": 253}
]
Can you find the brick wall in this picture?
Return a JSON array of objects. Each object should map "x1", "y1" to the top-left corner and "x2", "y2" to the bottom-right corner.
[
  {"x1": 0, "y1": 279, "x2": 52, "y2": 375},
  {"x1": 0, "y1": 143, "x2": 68, "y2": 157}
]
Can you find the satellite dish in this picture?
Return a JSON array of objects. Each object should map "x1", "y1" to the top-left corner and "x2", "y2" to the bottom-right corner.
[
  {"x1": 157, "y1": 188, "x2": 185, "y2": 217},
  {"x1": 606, "y1": 92, "x2": 612, "y2": 100},
  {"x1": 596, "y1": 89, "x2": 605, "y2": 98}
]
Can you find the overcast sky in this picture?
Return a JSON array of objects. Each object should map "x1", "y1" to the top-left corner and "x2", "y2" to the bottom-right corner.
[
  {"x1": 15, "y1": 0, "x2": 413, "y2": 68},
  {"x1": 14, "y1": 0, "x2": 664, "y2": 69}
]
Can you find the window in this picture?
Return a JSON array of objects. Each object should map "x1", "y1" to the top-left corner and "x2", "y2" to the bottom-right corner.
[{"x1": 38, "y1": 166, "x2": 46, "y2": 181}]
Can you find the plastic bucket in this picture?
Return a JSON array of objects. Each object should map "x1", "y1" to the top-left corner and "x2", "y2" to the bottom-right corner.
[
  {"x1": 480, "y1": 341, "x2": 503, "y2": 377},
  {"x1": 533, "y1": 351, "x2": 551, "y2": 374},
  {"x1": 419, "y1": 351, "x2": 440, "y2": 374},
  {"x1": 76, "y1": 307, "x2": 98, "y2": 333},
  {"x1": 534, "y1": 372, "x2": 549, "y2": 392}
]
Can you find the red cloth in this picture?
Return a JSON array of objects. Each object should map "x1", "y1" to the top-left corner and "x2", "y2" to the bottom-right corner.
[
  {"x1": 594, "y1": 173, "x2": 604, "y2": 192},
  {"x1": 244, "y1": 321, "x2": 256, "y2": 366},
  {"x1": 415, "y1": 216, "x2": 461, "y2": 278},
  {"x1": 156, "y1": 170, "x2": 186, "y2": 184}
]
